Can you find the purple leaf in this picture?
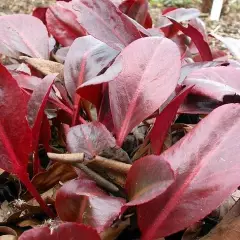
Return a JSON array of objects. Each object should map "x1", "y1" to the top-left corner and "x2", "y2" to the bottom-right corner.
[
  {"x1": 19, "y1": 222, "x2": 101, "y2": 240},
  {"x1": 138, "y1": 103, "x2": 240, "y2": 239},
  {"x1": 108, "y1": 37, "x2": 181, "y2": 146},
  {"x1": 0, "y1": 14, "x2": 49, "y2": 59},
  {"x1": 124, "y1": 155, "x2": 174, "y2": 207},
  {"x1": 72, "y1": 0, "x2": 142, "y2": 50},
  {"x1": 56, "y1": 179, "x2": 125, "y2": 232},
  {"x1": 150, "y1": 86, "x2": 193, "y2": 155},
  {"x1": 64, "y1": 36, "x2": 119, "y2": 100},
  {"x1": 183, "y1": 66, "x2": 240, "y2": 102},
  {"x1": 46, "y1": 1, "x2": 86, "y2": 46},
  {"x1": 67, "y1": 121, "x2": 116, "y2": 158}
]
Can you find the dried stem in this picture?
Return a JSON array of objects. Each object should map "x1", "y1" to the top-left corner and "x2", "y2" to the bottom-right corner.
[
  {"x1": 89, "y1": 156, "x2": 131, "y2": 175},
  {"x1": 47, "y1": 152, "x2": 84, "y2": 163},
  {"x1": 73, "y1": 163, "x2": 119, "y2": 193},
  {"x1": 47, "y1": 152, "x2": 132, "y2": 175}
]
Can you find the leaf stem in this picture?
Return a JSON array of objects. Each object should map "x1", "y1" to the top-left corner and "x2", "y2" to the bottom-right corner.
[{"x1": 20, "y1": 174, "x2": 55, "y2": 218}]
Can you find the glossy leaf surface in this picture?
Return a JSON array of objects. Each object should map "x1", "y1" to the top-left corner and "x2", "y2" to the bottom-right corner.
[
  {"x1": 125, "y1": 155, "x2": 174, "y2": 207},
  {"x1": 108, "y1": 37, "x2": 181, "y2": 146},
  {"x1": 72, "y1": 0, "x2": 141, "y2": 50},
  {"x1": 0, "y1": 14, "x2": 49, "y2": 59},
  {"x1": 56, "y1": 179, "x2": 125, "y2": 232},
  {"x1": 138, "y1": 104, "x2": 240, "y2": 239}
]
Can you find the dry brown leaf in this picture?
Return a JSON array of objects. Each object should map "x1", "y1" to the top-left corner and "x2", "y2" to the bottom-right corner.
[
  {"x1": 30, "y1": 162, "x2": 77, "y2": 194},
  {"x1": 0, "y1": 226, "x2": 17, "y2": 236},
  {"x1": 200, "y1": 198, "x2": 240, "y2": 240},
  {"x1": 0, "y1": 235, "x2": 17, "y2": 240},
  {"x1": 17, "y1": 219, "x2": 41, "y2": 228},
  {"x1": 19, "y1": 56, "x2": 64, "y2": 81}
]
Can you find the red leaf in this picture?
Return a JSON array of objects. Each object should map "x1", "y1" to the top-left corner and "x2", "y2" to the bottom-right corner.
[
  {"x1": 46, "y1": 1, "x2": 86, "y2": 46},
  {"x1": 119, "y1": 0, "x2": 149, "y2": 27},
  {"x1": 0, "y1": 64, "x2": 31, "y2": 173},
  {"x1": 183, "y1": 66, "x2": 240, "y2": 102},
  {"x1": 27, "y1": 74, "x2": 56, "y2": 174},
  {"x1": 64, "y1": 36, "x2": 119, "y2": 100},
  {"x1": 124, "y1": 155, "x2": 174, "y2": 207},
  {"x1": 67, "y1": 121, "x2": 116, "y2": 158},
  {"x1": 138, "y1": 103, "x2": 240, "y2": 239},
  {"x1": 19, "y1": 222, "x2": 100, "y2": 240},
  {"x1": 39, "y1": 114, "x2": 51, "y2": 152},
  {"x1": 32, "y1": 7, "x2": 47, "y2": 25},
  {"x1": 0, "y1": 64, "x2": 53, "y2": 216},
  {"x1": 77, "y1": 57, "x2": 123, "y2": 109},
  {"x1": 0, "y1": 14, "x2": 49, "y2": 59},
  {"x1": 72, "y1": 0, "x2": 142, "y2": 50},
  {"x1": 150, "y1": 86, "x2": 193, "y2": 155},
  {"x1": 168, "y1": 18, "x2": 213, "y2": 61},
  {"x1": 108, "y1": 37, "x2": 181, "y2": 146},
  {"x1": 56, "y1": 179, "x2": 125, "y2": 232}
]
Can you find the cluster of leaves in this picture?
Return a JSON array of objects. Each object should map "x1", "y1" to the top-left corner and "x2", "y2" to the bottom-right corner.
[{"x1": 1, "y1": 0, "x2": 240, "y2": 239}]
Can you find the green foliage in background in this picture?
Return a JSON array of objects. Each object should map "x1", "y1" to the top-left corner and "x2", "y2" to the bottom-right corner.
[{"x1": 150, "y1": 0, "x2": 201, "y2": 8}]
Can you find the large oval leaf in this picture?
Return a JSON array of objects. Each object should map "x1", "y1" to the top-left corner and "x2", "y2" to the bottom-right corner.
[
  {"x1": 56, "y1": 179, "x2": 125, "y2": 232},
  {"x1": 46, "y1": 1, "x2": 86, "y2": 46},
  {"x1": 72, "y1": 0, "x2": 142, "y2": 50},
  {"x1": 138, "y1": 104, "x2": 240, "y2": 239},
  {"x1": 125, "y1": 155, "x2": 174, "y2": 207},
  {"x1": 108, "y1": 37, "x2": 181, "y2": 146},
  {"x1": 67, "y1": 121, "x2": 116, "y2": 158},
  {"x1": 0, "y1": 14, "x2": 49, "y2": 59},
  {"x1": 19, "y1": 222, "x2": 100, "y2": 240}
]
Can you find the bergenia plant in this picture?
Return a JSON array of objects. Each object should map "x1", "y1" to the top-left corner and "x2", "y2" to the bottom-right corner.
[{"x1": 0, "y1": 0, "x2": 240, "y2": 239}]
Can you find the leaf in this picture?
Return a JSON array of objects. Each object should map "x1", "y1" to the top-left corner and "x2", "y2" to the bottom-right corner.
[
  {"x1": 32, "y1": 7, "x2": 47, "y2": 25},
  {"x1": 77, "y1": 57, "x2": 123, "y2": 109},
  {"x1": 124, "y1": 155, "x2": 174, "y2": 207},
  {"x1": 157, "y1": 8, "x2": 200, "y2": 28},
  {"x1": 64, "y1": 36, "x2": 119, "y2": 100},
  {"x1": 67, "y1": 122, "x2": 116, "y2": 158},
  {"x1": 150, "y1": 86, "x2": 193, "y2": 155},
  {"x1": 18, "y1": 222, "x2": 101, "y2": 240},
  {"x1": 119, "y1": 0, "x2": 150, "y2": 27},
  {"x1": 27, "y1": 74, "x2": 56, "y2": 154},
  {"x1": 0, "y1": 64, "x2": 31, "y2": 173},
  {"x1": 168, "y1": 18, "x2": 213, "y2": 61},
  {"x1": 108, "y1": 37, "x2": 181, "y2": 146},
  {"x1": 211, "y1": 33, "x2": 240, "y2": 60},
  {"x1": 183, "y1": 66, "x2": 240, "y2": 102},
  {"x1": 0, "y1": 14, "x2": 49, "y2": 59},
  {"x1": 46, "y1": 1, "x2": 86, "y2": 46},
  {"x1": 55, "y1": 179, "x2": 125, "y2": 232},
  {"x1": 138, "y1": 103, "x2": 240, "y2": 239},
  {"x1": 72, "y1": 0, "x2": 142, "y2": 50},
  {"x1": 179, "y1": 61, "x2": 226, "y2": 84},
  {"x1": 0, "y1": 65, "x2": 53, "y2": 216}
]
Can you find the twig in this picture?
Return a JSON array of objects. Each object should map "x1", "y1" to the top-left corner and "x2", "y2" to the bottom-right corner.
[
  {"x1": 47, "y1": 153, "x2": 132, "y2": 175},
  {"x1": 88, "y1": 156, "x2": 131, "y2": 175},
  {"x1": 47, "y1": 152, "x2": 84, "y2": 163},
  {"x1": 73, "y1": 163, "x2": 119, "y2": 193}
]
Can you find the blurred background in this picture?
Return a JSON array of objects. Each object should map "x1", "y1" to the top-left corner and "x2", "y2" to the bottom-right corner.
[{"x1": 0, "y1": 0, "x2": 239, "y2": 49}]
